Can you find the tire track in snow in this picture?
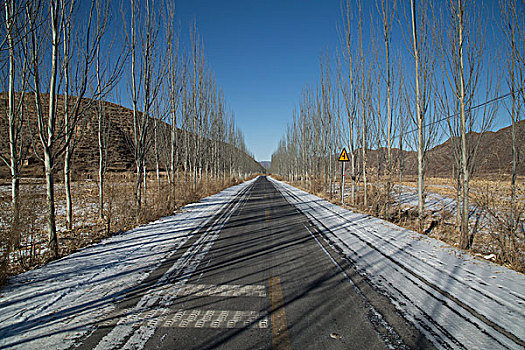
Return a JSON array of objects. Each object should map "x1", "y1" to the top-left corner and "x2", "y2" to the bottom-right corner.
[
  {"x1": 271, "y1": 178, "x2": 524, "y2": 350},
  {"x1": 90, "y1": 182, "x2": 253, "y2": 350},
  {"x1": 0, "y1": 179, "x2": 256, "y2": 350}
]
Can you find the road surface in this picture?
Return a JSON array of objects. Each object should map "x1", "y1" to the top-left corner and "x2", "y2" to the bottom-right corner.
[
  {"x1": 72, "y1": 176, "x2": 430, "y2": 349},
  {"x1": 1, "y1": 176, "x2": 523, "y2": 349}
]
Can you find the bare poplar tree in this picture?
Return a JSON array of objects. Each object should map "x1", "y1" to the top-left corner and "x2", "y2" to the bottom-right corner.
[
  {"x1": 125, "y1": 0, "x2": 164, "y2": 215},
  {"x1": 357, "y1": 0, "x2": 371, "y2": 208},
  {"x1": 165, "y1": 1, "x2": 181, "y2": 207},
  {"x1": 62, "y1": 0, "x2": 108, "y2": 231},
  {"x1": 341, "y1": 0, "x2": 359, "y2": 204},
  {"x1": 435, "y1": 0, "x2": 497, "y2": 247},
  {"x1": 95, "y1": 0, "x2": 125, "y2": 221},
  {"x1": 1, "y1": 0, "x2": 29, "y2": 235},
  {"x1": 26, "y1": 0, "x2": 64, "y2": 257},
  {"x1": 410, "y1": 0, "x2": 424, "y2": 230},
  {"x1": 378, "y1": 0, "x2": 397, "y2": 212},
  {"x1": 408, "y1": 0, "x2": 436, "y2": 231},
  {"x1": 500, "y1": 0, "x2": 524, "y2": 257},
  {"x1": 27, "y1": 0, "x2": 105, "y2": 257}
]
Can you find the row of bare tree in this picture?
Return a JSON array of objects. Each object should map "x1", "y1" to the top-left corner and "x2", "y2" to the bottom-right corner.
[
  {"x1": 271, "y1": 0, "x2": 523, "y2": 250},
  {"x1": 0, "y1": 0, "x2": 262, "y2": 260}
]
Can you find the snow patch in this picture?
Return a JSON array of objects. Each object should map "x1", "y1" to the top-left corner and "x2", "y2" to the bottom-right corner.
[
  {"x1": 270, "y1": 177, "x2": 525, "y2": 350},
  {"x1": 0, "y1": 178, "x2": 256, "y2": 349}
]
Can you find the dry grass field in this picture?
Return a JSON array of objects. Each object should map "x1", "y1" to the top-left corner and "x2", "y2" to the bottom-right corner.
[
  {"x1": 284, "y1": 175, "x2": 525, "y2": 273},
  {"x1": 0, "y1": 173, "x2": 250, "y2": 284}
]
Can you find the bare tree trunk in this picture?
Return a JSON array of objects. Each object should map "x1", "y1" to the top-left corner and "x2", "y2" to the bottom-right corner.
[
  {"x1": 96, "y1": 44, "x2": 105, "y2": 220},
  {"x1": 44, "y1": 150, "x2": 58, "y2": 256},
  {"x1": 64, "y1": 142, "x2": 73, "y2": 230},
  {"x1": 456, "y1": 0, "x2": 470, "y2": 248},
  {"x1": 143, "y1": 162, "x2": 147, "y2": 201},
  {"x1": 379, "y1": 0, "x2": 397, "y2": 214},
  {"x1": 64, "y1": 40, "x2": 73, "y2": 231},
  {"x1": 136, "y1": 162, "x2": 142, "y2": 212},
  {"x1": 97, "y1": 103, "x2": 105, "y2": 221},
  {"x1": 45, "y1": 1, "x2": 60, "y2": 258},
  {"x1": 362, "y1": 110, "x2": 367, "y2": 208},
  {"x1": 3, "y1": 0, "x2": 23, "y2": 235},
  {"x1": 154, "y1": 114, "x2": 160, "y2": 190},
  {"x1": 411, "y1": 0, "x2": 425, "y2": 232}
]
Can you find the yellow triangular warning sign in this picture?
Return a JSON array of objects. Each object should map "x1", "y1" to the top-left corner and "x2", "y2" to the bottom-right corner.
[{"x1": 338, "y1": 148, "x2": 349, "y2": 162}]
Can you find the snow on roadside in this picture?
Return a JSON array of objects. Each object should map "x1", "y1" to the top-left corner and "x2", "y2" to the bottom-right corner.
[
  {"x1": 392, "y1": 184, "x2": 457, "y2": 213},
  {"x1": 0, "y1": 178, "x2": 256, "y2": 350},
  {"x1": 270, "y1": 177, "x2": 525, "y2": 350}
]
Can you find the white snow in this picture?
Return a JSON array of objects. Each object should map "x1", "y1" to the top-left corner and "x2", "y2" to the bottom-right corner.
[
  {"x1": 269, "y1": 177, "x2": 525, "y2": 350},
  {"x1": 0, "y1": 178, "x2": 256, "y2": 350},
  {"x1": 1, "y1": 176, "x2": 523, "y2": 350},
  {"x1": 392, "y1": 184, "x2": 458, "y2": 213}
]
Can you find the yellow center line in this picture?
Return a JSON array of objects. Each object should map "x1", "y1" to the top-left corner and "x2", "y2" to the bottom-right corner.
[{"x1": 269, "y1": 276, "x2": 292, "y2": 350}]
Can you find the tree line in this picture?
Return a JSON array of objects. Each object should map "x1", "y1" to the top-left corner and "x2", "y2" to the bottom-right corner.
[
  {"x1": 0, "y1": 0, "x2": 263, "y2": 260},
  {"x1": 271, "y1": 0, "x2": 523, "y2": 251}
]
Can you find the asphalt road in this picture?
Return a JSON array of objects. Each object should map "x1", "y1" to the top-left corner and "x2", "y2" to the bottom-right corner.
[{"x1": 75, "y1": 176, "x2": 434, "y2": 349}]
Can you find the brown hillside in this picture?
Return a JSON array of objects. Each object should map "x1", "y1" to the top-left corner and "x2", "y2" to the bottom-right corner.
[
  {"x1": 0, "y1": 93, "x2": 138, "y2": 178},
  {"x1": 359, "y1": 120, "x2": 524, "y2": 178},
  {"x1": 0, "y1": 93, "x2": 262, "y2": 179},
  {"x1": 424, "y1": 121, "x2": 525, "y2": 176}
]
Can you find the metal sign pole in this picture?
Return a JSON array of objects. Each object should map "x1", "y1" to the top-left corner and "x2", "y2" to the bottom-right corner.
[
  {"x1": 338, "y1": 148, "x2": 348, "y2": 206},
  {"x1": 341, "y1": 161, "x2": 345, "y2": 205}
]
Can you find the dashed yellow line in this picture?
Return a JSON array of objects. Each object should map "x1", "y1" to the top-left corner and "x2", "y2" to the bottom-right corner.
[{"x1": 269, "y1": 276, "x2": 292, "y2": 350}]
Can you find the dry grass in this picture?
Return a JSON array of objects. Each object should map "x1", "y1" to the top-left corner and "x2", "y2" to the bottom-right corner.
[
  {"x1": 401, "y1": 176, "x2": 525, "y2": 206},
  {"x1": 284, "y1": 175, "x2": 525, "y2": 274},
  {"x1": 0, "y1": 172, "x2": 247, "y2": 285}
]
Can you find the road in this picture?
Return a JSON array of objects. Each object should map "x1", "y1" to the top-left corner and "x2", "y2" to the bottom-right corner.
[
  {"x1": 1, "y1": 175, "x2": 523, "y2": 349},
  {"x1": 72, "y1": 176, "x2": 432, "y2": 349}
]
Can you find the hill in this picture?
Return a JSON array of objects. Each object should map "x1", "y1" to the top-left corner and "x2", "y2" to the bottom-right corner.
[
  {"x1": 259, "y1": 161, "x2": 271, "y2": 169},
  {"x1": 365, "y1": 120, "x2": 525, "y2": 177},
  {"x1": 0, "y1": 93, "x2": 263, "y2": 178}
]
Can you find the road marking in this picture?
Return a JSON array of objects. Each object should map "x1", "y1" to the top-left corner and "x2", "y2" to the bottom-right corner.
[
  {"x1": 161, "y1": 309, "x2": 268, "y2": 329},
  {"x1": 177, "y1": 284, "x2": 267, "y2": 297},
  {"x1": 94, "y1": 187, "x2": 250, "y2": 350},
  {"x1": 269, "y1": 276, "x2": 292, "y2": 350}
]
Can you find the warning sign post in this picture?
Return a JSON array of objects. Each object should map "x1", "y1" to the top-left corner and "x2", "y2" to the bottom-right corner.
[{"x1": 338, "y1": 148, "x2": 349, "y2": 205}]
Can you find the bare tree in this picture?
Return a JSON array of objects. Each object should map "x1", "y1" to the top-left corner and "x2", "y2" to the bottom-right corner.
[
  {"x1": 435, "y1": 0, "x2": 497, "y2": 248},
  {"x1": 408, "y1": 0, "x2": 437, "y2": 231},
  {"x1": 500, "y1": 0, "x2": 524, "y2": 258},
  {"x1": 378, "y1": 0, "x2": 397, "y2": 212},
  {"x1": 357, "y1": 0, "x2": 371, "y2": 208},
  {"x1": 27, "y1": 0, "x2": 63, "y2": 257},
  {"x1": 62, "y1": 0, "x2": 108, "y2": 231},
  {"x1": 27, "y1": 0, "x2": 105, "y2": 257},
  {"x1": 95, "y1": 0, "x2": 126, "y2": 221},
  {"x1": 165, "y1": 1, "x2": 180, "y2": 207},
  {"x1": 340, "y1": 0, "x2": 359, "y2": 205},
  {"x1": 1, "y1": 0, "x2": 29, "y2": 236},
  {"x1": 125, "y1": 0, "x2": 164, "y2": 215}
]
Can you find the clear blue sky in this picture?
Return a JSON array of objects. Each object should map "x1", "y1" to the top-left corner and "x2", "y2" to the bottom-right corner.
[
  {"x1": 103, "y1": 0, "x2": 510, "y2": 162},
  {"x1": 174, "y1": 0, "x2": 342, "y2": 161}
]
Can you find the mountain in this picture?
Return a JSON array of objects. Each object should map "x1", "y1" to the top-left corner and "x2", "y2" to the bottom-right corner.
[
  {"x1": 259, "y1": 161, "x2": 271, "y2": 169},
  {"x1": 364, "y1": 120, "x2": 525, "y2": 177},
  {"x1": 416, "y1": 120, "x2": 524, "y2": 176},
  {"x1": 0, "y1": 93, "x2": 263, "y2": 178}
]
